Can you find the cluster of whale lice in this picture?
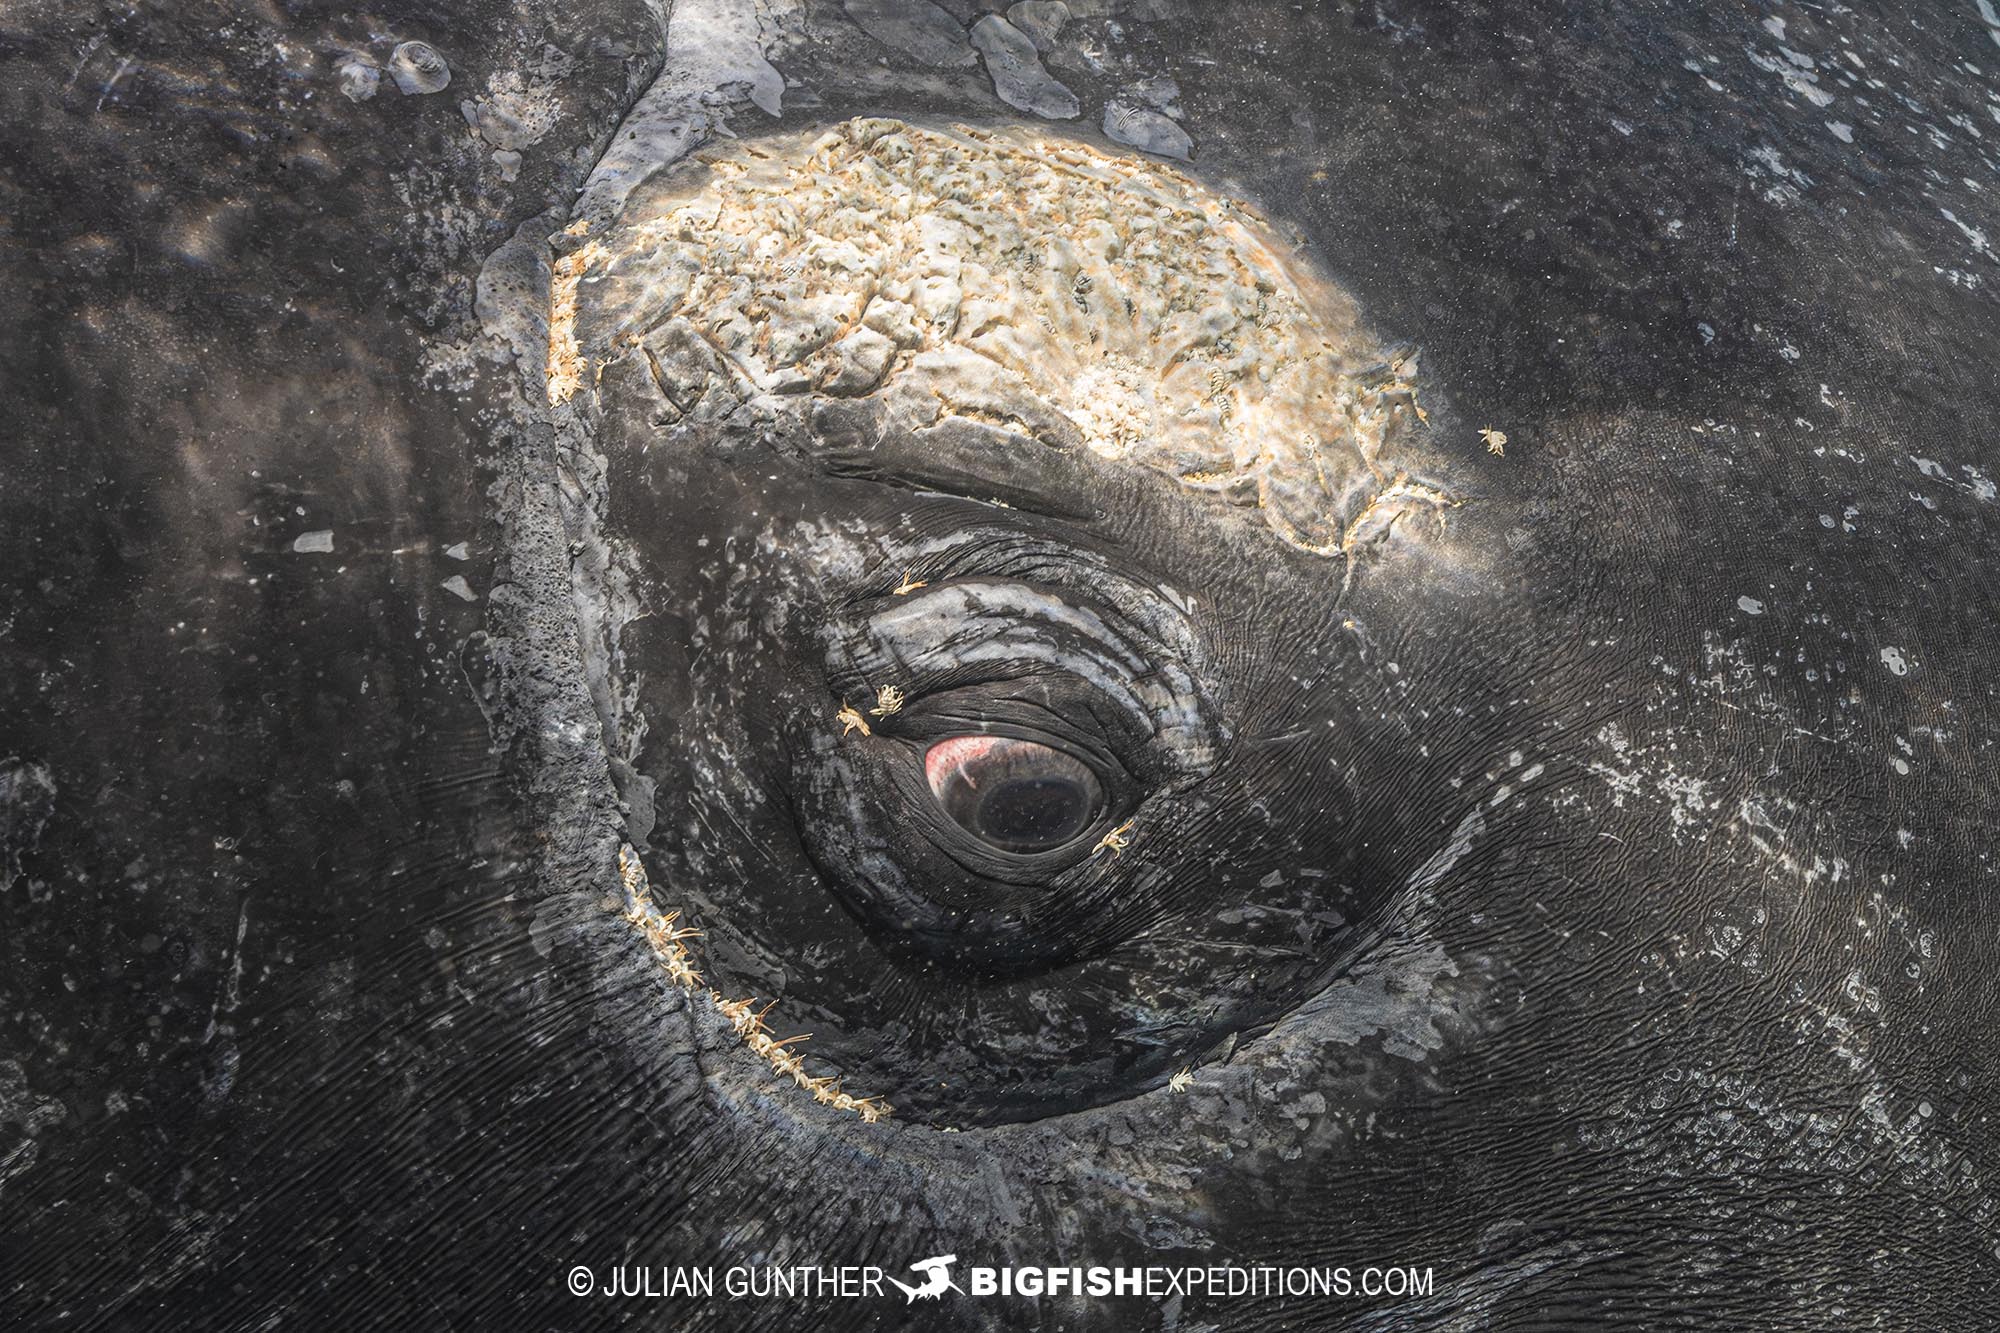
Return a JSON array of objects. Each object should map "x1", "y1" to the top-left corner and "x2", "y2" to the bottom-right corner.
[
  {"x1": 617, "y1": 846, "x2": 893, "y2": 1124},
  {"x1": 549, "y1": 117, "x2": 1454, "y2": 555}
]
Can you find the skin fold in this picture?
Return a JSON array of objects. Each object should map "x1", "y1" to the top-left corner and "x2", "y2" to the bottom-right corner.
[
  {"x1": 1, "y1": 2, "x2": 1996, "y2": 1330},
  {"x1": 579, "y1": 118, "x2": 1489, "y2": 1128}
]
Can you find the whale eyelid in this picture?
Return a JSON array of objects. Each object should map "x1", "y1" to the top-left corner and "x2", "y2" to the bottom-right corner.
[
  {"x1": 827, "y1": 572, "x2": 1223, "y2": 790},
  {"x1": 864, "y1": 579, "x2": 1188, "y2": 689},
  {"x1": 806, "y1": 406, "x2": 1104, "y2": 524},
  {"x1": 850, "y1": 531, "x2": 1213, "y2": 683}
]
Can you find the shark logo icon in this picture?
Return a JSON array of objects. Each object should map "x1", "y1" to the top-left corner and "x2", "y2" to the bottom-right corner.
[{"x1": 885, "y1": 1254, "x2": 963, "y2": 1303}]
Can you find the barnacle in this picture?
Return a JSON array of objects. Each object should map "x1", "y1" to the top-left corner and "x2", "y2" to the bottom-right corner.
[{"x1": 387, "y1": 40, "x2": 450, "y2": 96}]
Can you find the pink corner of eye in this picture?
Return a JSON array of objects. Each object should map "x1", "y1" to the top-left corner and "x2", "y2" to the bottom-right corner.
[{"x1": 924, "y1": 733, "x2": 1002, "y2": 794}]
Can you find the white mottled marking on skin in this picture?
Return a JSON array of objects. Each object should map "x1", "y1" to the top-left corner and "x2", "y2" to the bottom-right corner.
[
  {"x1": 1939, "y1": 207, "x2": 1995, "y2": 259},
  {"x1": 1977, "y1": 0, "x2": 2000, "y2": 49},
  {"x1": 582, "y1": 119, "x2": 1446, "y2": 556}
]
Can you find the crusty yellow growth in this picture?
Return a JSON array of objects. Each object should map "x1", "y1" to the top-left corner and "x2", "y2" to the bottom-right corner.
[
  {"x1": 547, "y1": 240, "x2": 608, "y2": 406},
  {"x1": 592, "y1": 118, "x2": 1448, "y2": 554},
  {"x1": 616, "y1": 845, "x2": 891, "y2": 1124}
]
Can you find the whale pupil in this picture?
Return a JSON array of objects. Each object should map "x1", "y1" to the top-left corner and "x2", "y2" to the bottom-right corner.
[
  {"x1": 925, "y1": 735, "x2": 1103, "y2": 853},
  {"x1": 976, "y1": 777, "x2": 1091, "y2": 849}
]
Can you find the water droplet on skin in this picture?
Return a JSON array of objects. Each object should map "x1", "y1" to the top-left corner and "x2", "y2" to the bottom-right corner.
[{"x1": 389, "y1": 41, "x2": 451, "y2": 96}]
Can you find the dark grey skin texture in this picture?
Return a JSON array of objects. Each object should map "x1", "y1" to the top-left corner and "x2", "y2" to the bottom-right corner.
[{"x1": 4, "y1": 1, "x2": 1999, "y2": 1329}]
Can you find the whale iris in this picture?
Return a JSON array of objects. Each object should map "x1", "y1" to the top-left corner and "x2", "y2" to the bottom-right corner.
[{"x1": 926, "y1": 735, "x2": 1102, "y2": 853}]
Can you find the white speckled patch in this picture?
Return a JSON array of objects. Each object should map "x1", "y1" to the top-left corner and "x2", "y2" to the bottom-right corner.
[{"x1": 577, "y1": 118, "x2": 1449, "y2": 556}]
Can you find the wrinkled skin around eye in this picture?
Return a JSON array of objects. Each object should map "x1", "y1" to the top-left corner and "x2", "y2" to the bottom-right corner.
[
  {"x1": 925, "y1": 736, "x2": 1103, "y2": 854},
  {"x1": 574, "y1": 122, "x2": 1512, "y2": 1129},
  {"x1": 594, "y1": 414, "x2": 1508, "y2": 1128}
]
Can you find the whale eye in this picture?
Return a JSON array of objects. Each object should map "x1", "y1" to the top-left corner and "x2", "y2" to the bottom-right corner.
[{"x1": 925, "y1": 735, "x2": 1102, "y2": 854}]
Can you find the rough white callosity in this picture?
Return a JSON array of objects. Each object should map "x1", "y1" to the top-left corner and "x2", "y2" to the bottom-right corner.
[{"x1": 583, "y1": 119, "x2": 1441, "y2": 554}]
